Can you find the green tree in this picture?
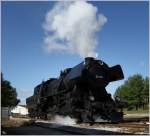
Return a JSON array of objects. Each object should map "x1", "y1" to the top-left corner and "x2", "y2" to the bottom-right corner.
[
  {"x1": 141, "y1": 77, "x2": 149, "y2": 108},
  {"x1": 114, "y1": 85, "x2": 128, "y2": 111},
  {"x1": 114, "y1": 74, "x2": 148, "y2": 110},
  {"x1": 126, "y1": 74, "x2": 144, "y2": 110},
  {"x1": 1, "y1": 73, "x2": 20, "y2": 107}
]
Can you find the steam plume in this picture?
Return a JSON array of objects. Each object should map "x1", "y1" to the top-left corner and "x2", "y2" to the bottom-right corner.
[
  {"x1": 50, "y1": 115, "x2": 77, "y2": 126},
  {"x1": 43, "y1": 1, "x2": 107, "y2": 58}
]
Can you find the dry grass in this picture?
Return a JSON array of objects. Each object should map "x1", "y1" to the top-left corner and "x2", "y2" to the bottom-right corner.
[
  {"x1": 2, "y1": 117, "x2": 35, "y2": 128},
  {"x1": 77, "y1": 122, "x2": 149, "y2": 134}
]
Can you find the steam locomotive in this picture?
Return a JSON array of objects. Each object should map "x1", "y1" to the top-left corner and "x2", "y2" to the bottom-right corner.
[{"x1": 26, "y1": 57, "x2": 124, "y2": 123}]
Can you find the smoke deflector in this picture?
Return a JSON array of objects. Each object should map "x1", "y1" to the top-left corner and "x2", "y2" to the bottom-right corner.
[{"x1": 109, "y1": 65, "x2": 124, "y2": 82}]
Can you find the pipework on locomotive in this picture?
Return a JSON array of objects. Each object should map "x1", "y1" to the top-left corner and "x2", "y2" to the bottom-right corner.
[{"x1": 26, "y1": 57, "x2": 124, "y2": 123}]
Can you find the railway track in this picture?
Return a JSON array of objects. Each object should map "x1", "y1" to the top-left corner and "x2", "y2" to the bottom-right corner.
[
  {"x1": 79, "y1": 121, "x2": 149, "y2": 129},
  {"x1": 35, "y1": 121, "x2": 135, "y2": 135},
  {"x1": 116, "y1": 122, "x2": 149, "y2": 128},
  {"x1": 123, "y1": 117, "x2": 149, "y2": 122},
  {"x1": 2, "y1": 119, "x2": 149, "y2": 135},
  {"x1": 2, "y1": 115, "x2": 149, "y2": 135}
]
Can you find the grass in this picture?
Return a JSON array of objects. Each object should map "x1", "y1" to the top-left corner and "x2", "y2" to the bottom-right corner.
[
  {"x1": 123, "y1": 108, "x2": 149, "y2": 114},
  {"x1": 2, "y1": 117, "x2": 35, "y2": 128}
]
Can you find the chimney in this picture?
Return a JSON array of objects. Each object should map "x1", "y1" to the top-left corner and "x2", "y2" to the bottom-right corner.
[{"x1": 85, "y1": 57, "x2": 95, "y2": 65}]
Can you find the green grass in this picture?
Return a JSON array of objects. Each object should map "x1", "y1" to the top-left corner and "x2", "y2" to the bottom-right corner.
[{"x1": 123, "y1": 108, "x2": 149, "y2": 114}]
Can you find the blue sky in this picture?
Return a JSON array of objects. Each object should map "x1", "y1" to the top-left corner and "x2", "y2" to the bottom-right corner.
[{"x1": 2, "y1": 1, "x2": 149, "y2": 104}]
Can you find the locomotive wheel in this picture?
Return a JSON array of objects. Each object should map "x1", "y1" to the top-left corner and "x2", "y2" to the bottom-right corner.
[
  {"x1": 81, "y1": 111, "x2": 94, "y2": 123},
  {"x1": 71, "y1": 84, "x2": 94, "y2": 123}
]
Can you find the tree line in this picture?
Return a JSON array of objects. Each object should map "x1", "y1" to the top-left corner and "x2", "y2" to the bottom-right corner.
[
  {"x1": 1, "y1": 73, "x2": 20, "y2": 107},
  {"x1": 114, "y1": 74, "x2": 149, "y2": 110}
]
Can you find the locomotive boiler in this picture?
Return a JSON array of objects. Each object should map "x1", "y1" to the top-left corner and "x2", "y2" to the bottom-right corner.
[{"x1": 26, "y1": 57, "x2": 124, "y2": 123}]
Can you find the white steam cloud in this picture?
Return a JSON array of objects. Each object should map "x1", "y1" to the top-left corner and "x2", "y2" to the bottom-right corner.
[
  {"x1": 43, "y1": 1, "x2": 107, "y2": 58},
  {"x1": 50, "y1": 115, "x2": 77, "y2": 126}
]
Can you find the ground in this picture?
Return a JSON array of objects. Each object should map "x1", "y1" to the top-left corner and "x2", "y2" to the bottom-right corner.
[
  {"x1": 1, "y1": 114, "x2": 149, "y2": 135},
  {"x1": 2, "y1": 125, "x2": 76, "y2": 135}
]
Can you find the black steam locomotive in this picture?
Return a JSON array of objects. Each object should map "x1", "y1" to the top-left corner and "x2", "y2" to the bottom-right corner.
[{"x1": 26, "y1": 57, "x2": 124, "y2": 123}]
